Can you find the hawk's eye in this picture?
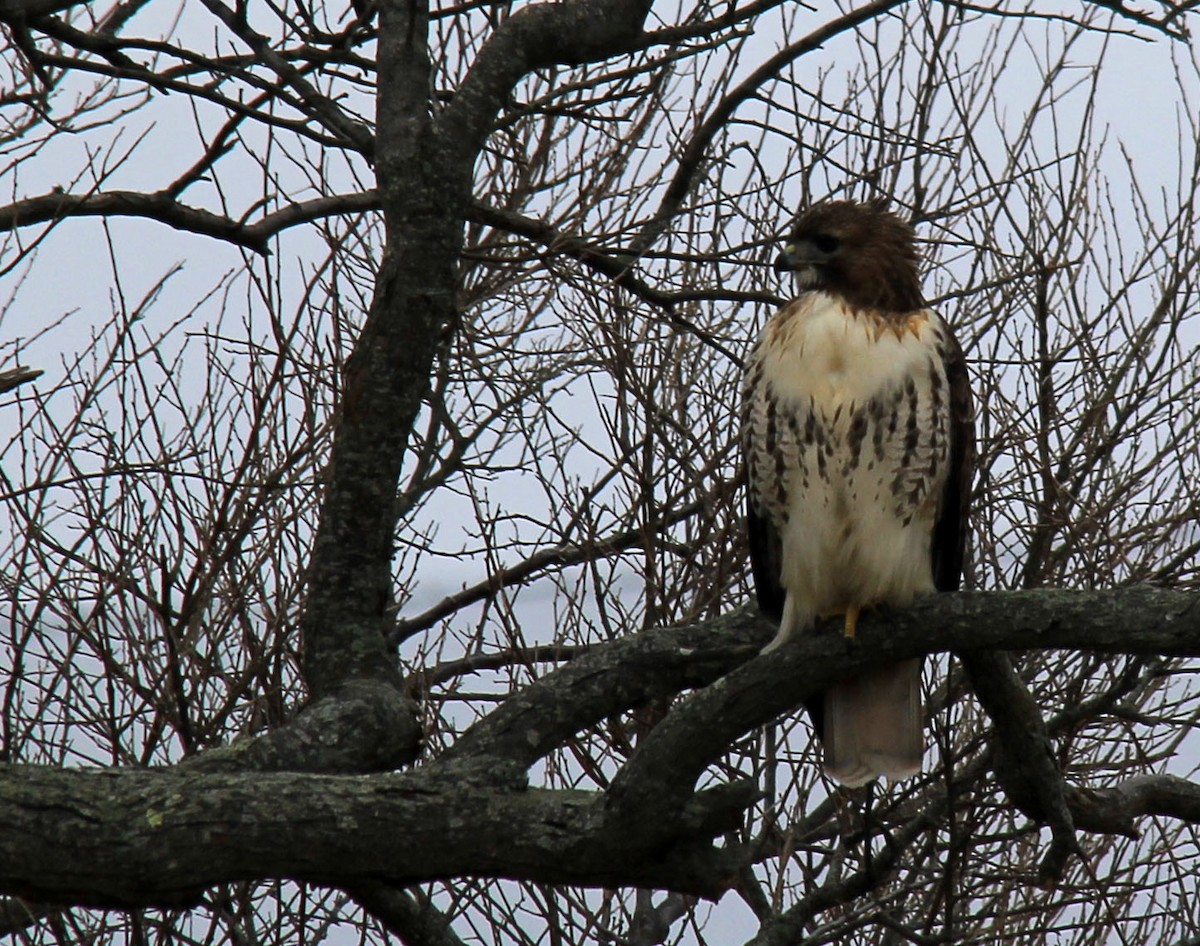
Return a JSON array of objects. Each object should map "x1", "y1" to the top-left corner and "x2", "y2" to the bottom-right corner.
[{"x1": 813, "y1": 233, "x2": 840, "y2": 254}]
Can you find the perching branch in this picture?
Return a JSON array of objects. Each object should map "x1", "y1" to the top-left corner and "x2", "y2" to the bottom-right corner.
[{"x1": 3, "y1": 587, "x2": 1200, "y2": 910}]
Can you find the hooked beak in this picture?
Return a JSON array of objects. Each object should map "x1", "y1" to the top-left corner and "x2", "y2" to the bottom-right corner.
[{"x1": 773, "y1": 243, "x2": 798, "y2": 274}]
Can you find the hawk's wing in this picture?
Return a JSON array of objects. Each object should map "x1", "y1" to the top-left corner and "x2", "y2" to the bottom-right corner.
[
  {"x1": 930, "y1": 326, "x2": 975, "y2": 593},
  {"x1": 746, "y1": 472, "x2": 784, "y2": 622}
]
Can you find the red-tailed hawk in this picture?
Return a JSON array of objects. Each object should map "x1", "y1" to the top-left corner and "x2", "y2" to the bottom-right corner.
[{"x1": 742, "y1": 199, "x2": 974, "y2": 787}]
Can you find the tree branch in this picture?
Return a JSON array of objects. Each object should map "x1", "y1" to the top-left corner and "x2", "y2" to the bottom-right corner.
[
  {"x1": 958, "y1": 650, "x2": 1081, "y2": 885},
  {"x1": 390, "y1": 490, "x2": 724, "y2": 646},
  {"x1": 0, "y1": 761, "x2": 751, "y2": 908},
  {"x1": 0, "y1": 366, "x2": 41, "y2": 394},
  {"x1": 182, "y1": 680, "x2": 421, "y2": 776},
  {"x1": 0, "y1": 0, "x2": 82, "y2": 18},
  {"x1": 194, "y1": 0, "x2": 374, "y2": 155},
  {"x1": 466, "y1": 201, "x2": 770, "y2": 365},
  {"x1": 627, "y1": 0, "x2": 913, "y2": 257},
  {"x1": 0, "y1": 190, "x2": 270, "y2": 251},
  {"x1": 0, "y1": 189, "x2": 382, "y2": 253},
  {"x1": 1, "y1": 588, "x2": 1199, "y2": 908},
  {"x1": 607, "y1": 587, "x2": 1199, "y2": 816},
  {"x1": 441, "y1": 0, "x2": 656, "y2": 164},
  {"x1": 348, "y1": 883, "x2": 468, "y2": 946}
]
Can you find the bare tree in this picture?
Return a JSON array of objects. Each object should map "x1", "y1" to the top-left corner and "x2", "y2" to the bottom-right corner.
[{"x1": 0, "y1": 0, "x2": 1199, "y2": 944}]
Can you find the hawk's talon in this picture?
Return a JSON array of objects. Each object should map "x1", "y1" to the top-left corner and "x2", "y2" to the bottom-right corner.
[{"x1": 844, "y1": 605, "x2": 860, "y2": 640}]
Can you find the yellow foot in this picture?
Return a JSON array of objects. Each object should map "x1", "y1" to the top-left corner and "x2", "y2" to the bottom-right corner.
[
  {"x1": 817, "y1": 608, "x2": 865, "y2": 639},
  {"x1": 844, "y1": 605, "x2": 861, "y2": 640}
]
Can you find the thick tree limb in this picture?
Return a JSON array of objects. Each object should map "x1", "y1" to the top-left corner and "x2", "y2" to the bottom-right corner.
[
  {"x1": 1067, "y1": 774, "x2": 1200, "y2": 833},
  {"x1": 958, "y1": 651, "x2": 1080, "y2": 885},
  {"x1": 2, "y1": 588, "x2": 1197, "y2": 909},
  {"x1": 299, "y1": 0, "x2": 446, "y2": 700},
  {"x1": 607, "y1": 587, "x2": 1199, "y2": 817},
  {"x1": 0, "y1": 761, "x2": 752, "y2": 908},
  {"x1": 183, "y1": 680, "x2": 421, "y2": 775},
  {"x1": 348, "y1": 883, "x2": 468, "y2": 946},
  {"x1": 443, "y1": 0, "x2": 656, "y2": 162},
  {"x1": 442, "y1": 615, "x2": 753, "y2": 768},
  {"x1": 298, "y1": 0, "x2": 664, "y2": 702}
]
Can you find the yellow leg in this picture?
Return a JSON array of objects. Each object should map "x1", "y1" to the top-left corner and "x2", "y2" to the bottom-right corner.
[{"x1": 843, "y1": 604, "x2": 860, "y2": 640}]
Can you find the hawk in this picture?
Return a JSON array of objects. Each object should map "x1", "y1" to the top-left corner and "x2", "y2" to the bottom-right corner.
[{"x1": 741, "y1": 199, "x2": 974, "y2": 787}]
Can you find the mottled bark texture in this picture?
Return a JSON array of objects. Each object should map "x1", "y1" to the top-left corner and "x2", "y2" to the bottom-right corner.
[
  {"x1": 297, "y1": 0, "x2": 655, "y2": 701},
  {"x1": 2, "y1": 588, "x2": 1200, "y2": 907}
]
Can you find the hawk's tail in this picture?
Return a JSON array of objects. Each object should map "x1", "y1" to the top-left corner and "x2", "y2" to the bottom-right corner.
[{"x1": 823, "y1": 658, "x2": 923, "y2": 788}]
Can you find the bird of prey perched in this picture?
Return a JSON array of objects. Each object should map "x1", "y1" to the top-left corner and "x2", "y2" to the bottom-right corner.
[{"x1": 741, "y1": 199, "x2": 974, "y2": 787}]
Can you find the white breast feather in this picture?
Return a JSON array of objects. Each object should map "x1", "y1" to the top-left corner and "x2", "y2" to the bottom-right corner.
[{"x1": 744, "y1": 291, "x2": 952, "y2": 638}]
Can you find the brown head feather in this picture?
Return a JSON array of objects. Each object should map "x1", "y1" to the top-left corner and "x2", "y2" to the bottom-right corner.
[{"x1": 777, "y1": 200, "x2": 923, "y2": 314}]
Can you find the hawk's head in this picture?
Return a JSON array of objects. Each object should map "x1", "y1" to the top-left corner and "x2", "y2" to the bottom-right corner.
[{"x1": 774, "y1": 199, "x2": 923, "y2": 314}]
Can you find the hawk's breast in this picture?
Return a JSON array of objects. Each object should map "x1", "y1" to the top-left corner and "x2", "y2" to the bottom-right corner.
[{"x1": 742, "y1": 292, "x2": 953, "y2": 629}]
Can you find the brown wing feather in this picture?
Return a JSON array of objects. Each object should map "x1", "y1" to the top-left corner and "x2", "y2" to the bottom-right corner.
[
  {"x1": 931, "y1": 326, "x2": 975, "y2": 591},
  {"x1": 746, "y1": 471, "x2": 785, "y2": 621}
]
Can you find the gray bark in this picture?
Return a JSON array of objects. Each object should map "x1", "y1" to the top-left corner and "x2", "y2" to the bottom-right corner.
[{"x1": 2, "y1": 587, "x2": 1198, "y2": 908}]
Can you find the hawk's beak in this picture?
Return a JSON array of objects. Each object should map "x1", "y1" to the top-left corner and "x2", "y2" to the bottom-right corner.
[{"x1": 774, "y1": 243, "x2": 798, "y2": 274}]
